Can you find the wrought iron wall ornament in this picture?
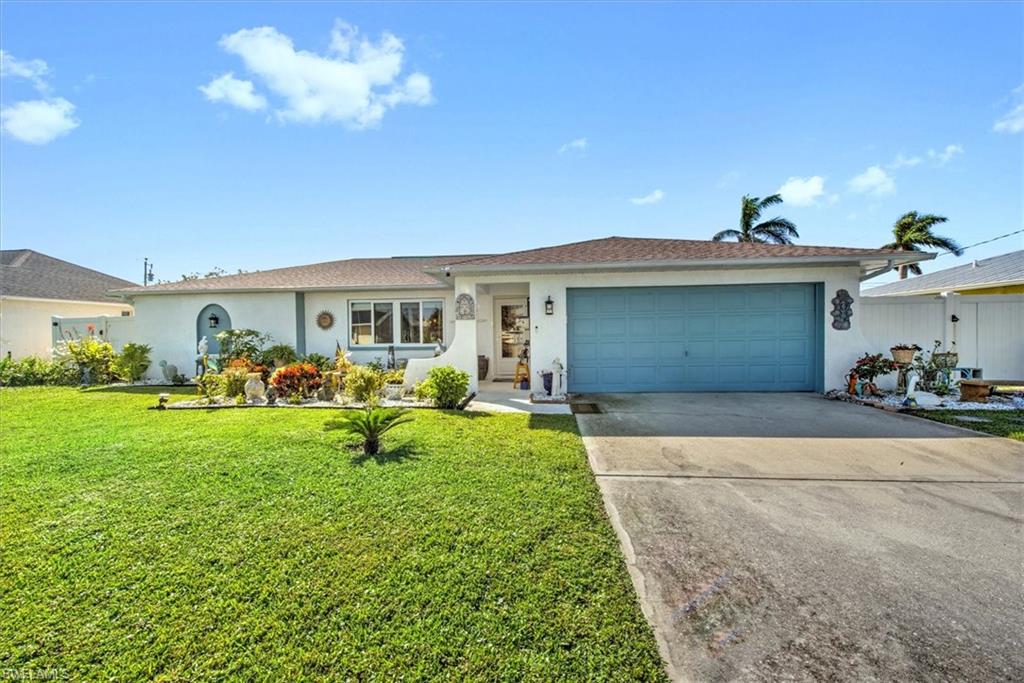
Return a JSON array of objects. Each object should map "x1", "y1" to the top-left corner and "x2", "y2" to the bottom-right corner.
[
  {"x1": 830, "y1": 289, "x2": 854, "y2": 330},
  {"x1": 316, "y1": 310, "x2": 335, "y2": 330},
  {"x1": 455, "y1": 293, "x2": 476, "y2": 320}
]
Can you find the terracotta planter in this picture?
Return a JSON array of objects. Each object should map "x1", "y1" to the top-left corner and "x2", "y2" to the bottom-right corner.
[{"x1": 890, "y1": 348, "x2": 916, "y2": 365}]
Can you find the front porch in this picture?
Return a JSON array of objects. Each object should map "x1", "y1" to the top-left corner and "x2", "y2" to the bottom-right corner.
[
  {"x1": 406, "y1": 275, "x2": 569, "y2": 399},
  {"x1": 466, "y1": 379, "x2": 572, "y2": 414}
]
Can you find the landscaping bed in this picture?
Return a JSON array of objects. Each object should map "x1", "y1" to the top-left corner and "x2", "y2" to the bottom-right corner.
[{"x1": 0, "y1": 386, "x2": 666, "y2": 680}]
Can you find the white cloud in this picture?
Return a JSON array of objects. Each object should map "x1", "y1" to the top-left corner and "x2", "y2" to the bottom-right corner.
[
  {"x1": 994, "y1": 84, "x2": 1024, "y2": 134},
  {"x1": 200, "y1": 72, "x2": 267, "y2": 111},
  {"x1": 928, "y1": 143, "x2": 964, "y2": 165},
  {"x1": 888, "y1": 153, "x2": 922, "y2": 169},
  {"x1": 1, "y1": 98, "x2": 79, "y2": 144},
  {"x1": 847, "y1": 165, "x2": 895, "y2": 196},
  {"x1": 777, "y1": 175, "x2": 825, "y2": 207},
  {"x1": 208, "y1": 20, "x2": 433, "y2": 128},
  {"x1": 0, "y1": 50, "x2": 51, "y2": 93},
  {"x1": 630, "y1": 189, "x2": 664, "y2": 205},
  {"x1": 558, "y1": 137, "x2": 587, "y2": 154}
]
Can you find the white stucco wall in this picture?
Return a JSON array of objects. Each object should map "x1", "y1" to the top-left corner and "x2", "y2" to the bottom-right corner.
[
  {"x1": 302, "y1": 289, "x2": 454, "y2": 364},
  {"x1": 127, "y1": 289, "x2": 457, "y2": 380},
  {"x1": 0, "y1": 296, "x2": 133, "y2": 359},
  {"x1": 411, "y1": 265, "x2": 868, "y2": 393},
  {"x1": 127, "y1": 291, "x2": 298, "y2": 379}
]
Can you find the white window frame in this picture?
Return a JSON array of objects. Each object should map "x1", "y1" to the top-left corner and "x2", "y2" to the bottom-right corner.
[{"x1": 349, "y1": 299, "x2": 444, "y2": 347}]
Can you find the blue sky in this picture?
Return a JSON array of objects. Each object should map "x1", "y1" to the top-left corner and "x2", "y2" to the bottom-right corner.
[{"x1": 2, "y1": 2, "x2": 1021, "y2": 284}]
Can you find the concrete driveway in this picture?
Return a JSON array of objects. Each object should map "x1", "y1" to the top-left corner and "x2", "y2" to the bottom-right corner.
[{"x1": 577, "y1": 394, "x2": 1024, "y2": 682}]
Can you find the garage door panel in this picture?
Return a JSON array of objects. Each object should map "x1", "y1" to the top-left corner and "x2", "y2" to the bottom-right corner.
[
  {"x1": 657, "y1": 316, "x2": 685, "y2": 336},
  {"x1": 718, "y1": 314, "x2": 748, "y2": 336},
  {"x1": 599, "y1": 342, "x2": 627, "y2": 361},
  {"x1": 629, "y1": 341, "x2": 658, "y2": 361},
  {"x1": 687, "y1": 315, "x2": 716, "y2": 337},
  {"x1": 630, "y1": 317, "x2": 656, "y2": 337},
  {"x1": 718, "y1": 340, "x2": 747, "y2": 359},
  {"x1": 567, "y1": 285, "x2": 819, "y2": 392}
]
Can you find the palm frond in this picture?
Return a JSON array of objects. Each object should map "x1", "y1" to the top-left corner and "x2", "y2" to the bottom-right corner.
[
  {"x1": 712, "y1": 229, "x2": 743, "y2": 242},
  {"x1": 757, "y1": 194, "x2": 784, "y2": 210}
]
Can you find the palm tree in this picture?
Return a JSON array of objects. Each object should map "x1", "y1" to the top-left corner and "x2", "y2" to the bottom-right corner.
[
  {"x1": 712, "y1": 194, "x2": 799, "y2": 245},
  {"x1": 882, "y1": 211, "x2": 963, "y2": 279}
]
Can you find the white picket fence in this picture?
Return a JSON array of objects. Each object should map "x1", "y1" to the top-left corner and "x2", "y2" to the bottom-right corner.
[{"x1": 860, "y1": 294, "x2": 1024, "y2": 383}]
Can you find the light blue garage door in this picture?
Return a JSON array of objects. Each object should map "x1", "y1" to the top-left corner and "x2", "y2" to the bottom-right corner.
[{"x1": 567, "y1": 284, "x2": 823, "y2": 393}]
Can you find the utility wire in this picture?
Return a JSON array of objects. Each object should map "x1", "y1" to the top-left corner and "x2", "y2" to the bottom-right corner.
[{"x1": 935, "y1": 228, "x2": 1024, "y2": 257}]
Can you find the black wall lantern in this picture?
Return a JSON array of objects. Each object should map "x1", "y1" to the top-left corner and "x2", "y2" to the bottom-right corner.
[
  {"x1": 544, "y1": 296, "x2": 554, "y2": 315},
  {"x1": 208, "y1": 313, "x2": 220, "y2": 328}
]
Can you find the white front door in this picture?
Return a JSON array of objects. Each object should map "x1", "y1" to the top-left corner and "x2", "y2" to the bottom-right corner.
[{"x1": 494, "y1": 297, "x2": 530, "y2": 378}]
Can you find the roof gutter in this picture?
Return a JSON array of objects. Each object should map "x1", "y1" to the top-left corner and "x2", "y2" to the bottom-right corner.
[
  {"x1": 426, "y1": 252, "x2": 934, "y2": 279},
  {"x1": 109, "y1": 282, "x2": 450, "y2": 298}
]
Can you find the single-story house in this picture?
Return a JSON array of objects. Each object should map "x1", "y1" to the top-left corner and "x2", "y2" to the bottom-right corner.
[
  {"x1": 1, "y1": 250, "x2": 135, "y2": 359},
  {"x1": 113, "y1": 236, "x2": 932, "y2": 393},
  {"x1": 862, "y1": 249, "x2": 1023, "y2": 298}
]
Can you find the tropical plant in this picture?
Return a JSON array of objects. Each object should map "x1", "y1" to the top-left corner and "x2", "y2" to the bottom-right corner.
[
  {"x1": 303, "y1": 353, "x2": 333, "y2": 373},
  {"x1": 215, "y1": 329, "x2": 271, "y2": 364},
  {"x1": 195, "y1": 372, "x2": 224, "y2": 401},
  {"x1": 269, "y1": 363, "x2": 322, "y2": 398},
  {"x1": 881, "y1": 211, "x2": 963, "y2": 279},
  {"x1": 220, "y1": 366, "x2": 249, "y2": 398},
  {"x1": 54, "y1": 337, "x2": 118, "y2": 384},
  {"x1": 382, "y1": 369, "x2": 405, "y2": 385},
  {"x1": 334, "y1": 406, "x2": 414, "y2": 455},
  {"x1": 0, "y1": 356, "x2": 78, "y2": 386},
  {"x1": 418, "y1": 365, "x2": 470, "y2": 409},
  {"x1": 262, "y1": 344, "x2": 299, "y2": 367},
  {"x1": 112, "y1": 343, "x2": 152, "y2": 382},
  {"x1": 343, "y1": 365, "x2": 385, "y2": 403},
  {"x1": 712, "y1": 194, "x2": 799, "y2": 245}
]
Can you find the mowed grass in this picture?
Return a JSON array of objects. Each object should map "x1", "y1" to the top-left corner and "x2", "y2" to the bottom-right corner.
[
  {"x1": 0, "y1": 387, "x2": 666, "y2": 681},
  {"x1": 909, "y1": 408, "x2": 1024, "y2": 441}
]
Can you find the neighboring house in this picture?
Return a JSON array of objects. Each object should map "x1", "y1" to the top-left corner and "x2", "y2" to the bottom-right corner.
[
  {"x1": 1, "y1": 250, "x2": 135, "y2": 359},
  {"x1": 113, "y1": 236, "x2": 928, "y2": 392},
  {"x1": 860, "y1": 250, "x2": 1024, "y2": 381},
  {"x1": 862, "y1": 250, "x2": 1024, "y2": 297}
]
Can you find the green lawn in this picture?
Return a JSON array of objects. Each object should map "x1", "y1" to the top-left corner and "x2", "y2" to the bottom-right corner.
[
  {"x1": 910, "y1": 409, "x2": 1024, "y2": 441},
  {"x1": 0, "y1": 387, "x2": 666, "y2": 681}
]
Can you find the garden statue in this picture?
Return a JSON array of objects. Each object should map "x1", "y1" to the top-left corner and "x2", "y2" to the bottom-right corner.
[
  {"x1": 197, "y1": 336, "x2": 209, "y2": 357},
  {"x1": 244, "y1": 372, "x2": 266, "y2": 403},
  {"x1": 550, "y1": 357, "x2": 566, "y2": 398},
  {"x1": 903, "y1": 371, "x2": 942, "y2": 407},
  {"x1": 159, "y1": 360, "x2": 179, "y2": 383}
]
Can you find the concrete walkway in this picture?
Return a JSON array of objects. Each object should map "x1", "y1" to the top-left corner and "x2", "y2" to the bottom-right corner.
[
  {"x1": 577, "y1": 393, "x2": 1024, "y2": 682},
  {"x1": 465, "y1": 380, "x2": 571, "y2": 414}
]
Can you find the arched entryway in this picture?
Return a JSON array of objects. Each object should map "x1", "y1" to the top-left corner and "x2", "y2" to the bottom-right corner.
[{"x1": 197, "y1": 304, "x2": 231, "y2": 356}]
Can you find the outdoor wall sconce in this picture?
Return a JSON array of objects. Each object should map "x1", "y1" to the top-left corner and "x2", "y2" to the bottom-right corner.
[
  {"x1": 208, "y1": 313, "x2": 220, "y2": 328},
  {"x1": 544, "y1": 296, "x2": 554, "y2": 315}
]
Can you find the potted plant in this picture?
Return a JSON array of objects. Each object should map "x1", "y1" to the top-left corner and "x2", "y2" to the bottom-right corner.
[
  {"x1": 263, "y1": 344, "x2": 298, "y2": 368},
  {"x1": 382, "y1": 369, "x2": 405, "y2": 400},
  {"x1": 890, "y1": 343, "x2": 920, "y2": 365},
  {"x1": 848, "y1": 353, "x2": 897, "y2": 396},
  {"x1": 931, "y1": 340, "x2": 958, "y2": 369}
]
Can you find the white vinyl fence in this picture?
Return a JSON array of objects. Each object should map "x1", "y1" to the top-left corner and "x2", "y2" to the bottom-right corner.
[{"x1": 860, "y1": 294, "x2": 1024, "y2": 384}]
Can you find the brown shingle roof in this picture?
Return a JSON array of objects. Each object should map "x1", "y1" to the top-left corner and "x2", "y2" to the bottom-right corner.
[
  {"x1": 1, "y1": 249, "x2": 136, "y2": 302},
  {"x1": 440, "y1": 236, "x2": 917, "y2": 268},
  {"x1": 114, "y1": 256, "x2": 460, "y2": 294}
]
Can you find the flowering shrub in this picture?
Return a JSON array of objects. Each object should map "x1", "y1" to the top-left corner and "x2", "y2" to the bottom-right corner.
[
  {"x1": 227, "y1": 357, "x2": 271, "y2": 382},
  {"x1": 850, "y1": 353, "x2": 897, "y2": 382},
  {"x1": 54, "y1": 337, "x2": 117, "y2": 384},
  {"x1": 270, "y1": 363, "x2": 322, "y2": 398}
]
